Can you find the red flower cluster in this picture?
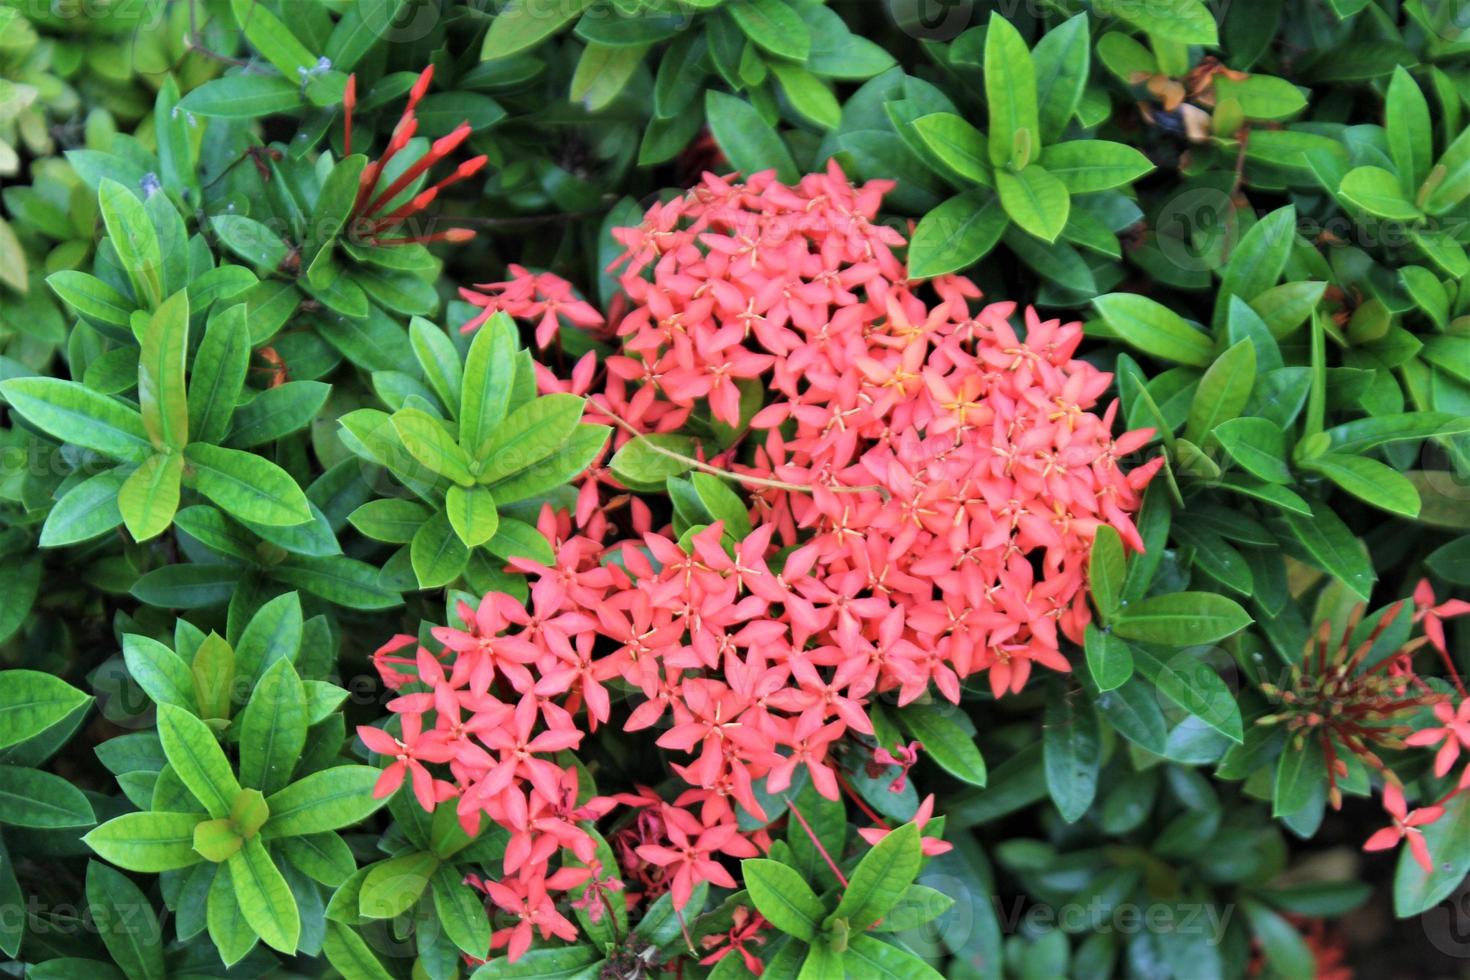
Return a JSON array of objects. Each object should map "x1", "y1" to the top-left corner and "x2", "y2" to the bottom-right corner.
[
  {"x1": 1366, "y1": 581, "x2": 1470, "y2": 870},
  {"x1": 374, "y1": 165, "x2": 1160, "y2": 960},
  {"x1": 341, "y1": 66, "x2": 485, "y2": 246}
]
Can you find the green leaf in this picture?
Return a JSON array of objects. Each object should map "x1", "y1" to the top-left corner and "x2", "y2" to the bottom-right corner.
[
  {"x1": 393, "y1": 407, "x2": 475, "y2": 485},
  {"x1": 830, "y1": 822, "x2": 922, "y2": 930},
  {"x1": 1185, "y1": 339, "x2": 1256, "y2": 443},
  {"x1": 229, "y1": 0, "x2": 315, "y2": 76},
  {"x1": 0, "y1": 670, "x2": 91, "y2": 750},
  {"x1": 40, "y1": 468, "x2": 128, "y2": 546},
  {"x1": 1339, "y1": 166, "x2": 1422, "y2": 219},
  {"x1": 846, "y1": 934, "x2": 945, "y2": 980},
  {"x1": 446, "y1": 484, "x2": 500, "y2": 548},
  {"x1": 157, "y1": 704, "x2": 240, "y2": 819},
  {"x1": 122, "y1": 634, "x2": 195, "y2": 712},
  {"x1": 323, "y1": 920, "x2": 394, "y2": 979},
  {"x1": 359, "y1": 851, "x2": 438, "y2": 919},
  {"x1": 1033, "y1": 14, "x2": 1090, "y2": 144},
  {"x1": 740, "y1": 858, "x2": 826, "y2": 941},
  {"x1": 194, "y1": 818, "x2": 244, "y2": 862},
  {"x1": 1113, "y1": 592, "x2": 1251, "y2": 646},
  {"x1": 211, "y1": 215, "x2": 290, "y2": 272},
  {"x1": 1084, "y1": 625, "x2": 1133, "y2": 692},
  {"x1": 1249, "y1": 281, "x2": 1326, "y2": 340},
  {"x1": 468, "y1": 946, "x2": 603, "y2": 979},
  {"x1": 47, "y1": 271, "x2": 134, "y2": 329},
  {"x1": 239, "y1": 659, "x2": 307, "y2": 795},
  {"x1": 349, "y1": 498, "x2": 432, "y2": 544},
  {"x1": 1092, "y1": 294, "x2": 1213, "y2": 367},
  {"x1": 610, "y1": 433, "x2": 698, "y2": 488},
  {"x1": 1214, "y1": 206, "x2": 1296, "y2": 329},
  {"x1": 1275, "y1": 501, "x2": 1375, "y2": 599},
  {"x1": 118, "y1": 452, "x2": 183, "y2": 542},
  {"x1": 459, "y1": 313, "x2": 518, "y2": 461},
  {"x1": 481, "y1": 0, "x2": 593, "y2": 58},
  {"x1": 411, "y1": 510, "x2": 470, "y2": 589},
  {"x1": 1088, "y1": 524, "x2": 1125, "y2": 621},
  {"x1": 705, "y1": 91, "x2": 798, "y2": 184},
  {"x1": 98, "y1": 179, "x2": 163, "y2": 308},
  {"x1": 907, "y1": 192, "x2": 1006, "y2": 278},
  {"x1": 84, "y1": 812, "x2": 205, "y2": 872},
  {"x1": 1, "y1": 377, "x2": 153, "y2": 462},
  {"x1": 138, "y1": 288, "x2": 189, "y2": 450},
  {"x1": 1272, "y1": 737, "x2": 1324, "y2": 817},
  {"x1": 178, "y1": 74, "x2": 304, "y2": 117},
  {"x1": 227, "y1": 381, "x2": 331, "y2": 448},
  {"x1": 1115, "y1": 0, "x2": 1217, "y2": 44},
  {"x1": 1324, "y1": 412, "x2": 1470, "y2": 455},
  {"x1": 1301, "y1": 453, "x2": 1419, "y2": 517},
  {"x1": 1387, "y1": 66, "x2": 1432, "y2": 194},
  {"x1": 189, "y1": 303, "x2": 250, "y2": 446},
  {"x1": 799, "y1": 943, "x2": 845, "y2": 980},
  {"x1": 869, "y1": 884, "x2": 955, "y2": 933},
  {"x1": 570, "y1": 41, "x2": 647, "y2": 112},
  {"x1": 1096, "y1": 678, "x2": 1168, "y2": 754},
  {"x1": 769, "y1": 62, "x2": 840, "y2": 129},
  {"x1": 228, "y1": 836, "x2": 299, "y2": 954},
  {"x1": 192, "y1": 632, "x2": 237, "y2": 721},
  {"x1": 996, "y1": 164, "x2": 1068, "y2": 243},
  {"x1": 1422, "y1": 125, "x2": 1470, "y2": 214},
  {"x1": 1039, "y1": 141, "x2": 1154, "y2": 194},
  {"x1": 87, "y1": 861, "x2": 166, "y2": 980},
  {"x1": 897, "y1": 703, "x2": 986, "y2": 787},
  {"x1": 1242, "y1": 899, "x2": 1317, "y2": 979},
  {"x1": 262, "y1": 766, "x2": 389, "y2": 838},
  {"x1": 479, "y1": 393, "x2": 585, "y2": 483},
  {"x1": 1044, "y1": 692, "x2": 1100, "y2": 822},
  {"x1": 1132, "y1": 646, "x2": 1244, "y2": 744},
  {"x1": 183, "y1": 443, "x2": 312, "y2": 527},
  {"x1": 304, "y1": 155, "x2": 368, "y2": 269},
  {"x1": 409, "y1": 317, "x2": 463, "y2": 418},
  {"x1": 0, "y1": 765, "x2": 95, "y2": 828},
  {"x1": 1214, "y1": 75, "x2": 1306, "y2": 120},
  {"x1": 910, "y1": 113, "x2": 990, "y2": 185},
  {"x1": 431, "y1": 863, "x2": 491, "y2": 959},
  {"x1": 984, "y1": 12, "x2": 1039, "y2": 170},
  {"x1": 1427, "y1": 536, "x2": 1470, "y2": 585},
  {"x1": 728, "y1": 0, "x2": 810, "y2": 63},
  {"x1": 1213, "y1": 417, "x2": 1291, "y2": 483}
]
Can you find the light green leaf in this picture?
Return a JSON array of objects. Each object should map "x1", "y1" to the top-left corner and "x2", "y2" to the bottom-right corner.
[
  {"x1": 1039, "y1": 140, "x2": 1154, "y2": 194},
  {"x1": 1092, "y1": 294, "x2": 1213, "y2": 367},
  {"x1": 446, "y1": 484, "x2": 500, "y2": 548},
  {"x1": 995, "y1": 164, "x2": 1069, "y2": 243},
  {"x1": 262, "y1": 766, "x2": 389, "y2": 838},
  {"x1": 227, "y1": 836, "x2": 299, "y2": 954},
  {"x1": 1, "y1": 377, "x2": 152, "y2": 462},
  {"x1": 239, "y1": 659, "x2": 308, "y2": 795},
  {"x1": 984, "y1": 12, "x2": 1039, "y2": 169},
  {"x1": 156, "y1": 704, "x2": 240, "y2": 819},
  {"x1": 1300, "y1": 453, "x2": 1420, "y2": 517},
  {"x1": 740, "y1": 858, "x2": 826, "y2": 941},
  {"x1": 119, "y1": 452, "x2": 183, "y2": 542},
  {"x1": 98, "y1": 179, "x2": 163, "y2": 308},
  {"x1": 1113, "y1": 592, "x2": 1251, "y2": 646},
  {"x1": 84, "y1": 811, "x2": 205, "y2": 872},
  {"x1": 183, "y1": 443, "x2": 313, "y2": 527},
  {"x1": 907, "y1": 192, "x2": 1007, "y2": 278}
]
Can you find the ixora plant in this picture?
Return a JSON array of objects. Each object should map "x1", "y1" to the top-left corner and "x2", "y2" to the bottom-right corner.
[{"x1": 2, "y1": 0, "x2": 1470, "y2": 978}]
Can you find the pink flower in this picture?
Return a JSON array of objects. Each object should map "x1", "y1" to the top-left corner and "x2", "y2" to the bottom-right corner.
[
  {"x1": 858, "y1": 794, "x2": 952, "y2": 857},
  {"x1": 1363, "y1": 783, "x2": 1443, "y2": 872}
]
